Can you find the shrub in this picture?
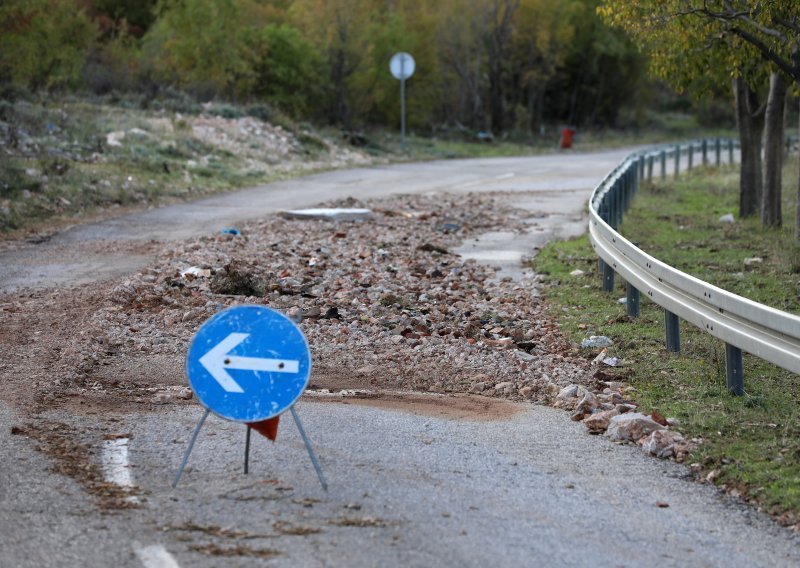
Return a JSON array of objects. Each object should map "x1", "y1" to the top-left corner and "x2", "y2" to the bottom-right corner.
[
  {"x1": 250, "y1": 24, "x2": 324, "y2": 118},
  {"x1": 0, "y1": 0, "x2": 98, "y2": 90}
]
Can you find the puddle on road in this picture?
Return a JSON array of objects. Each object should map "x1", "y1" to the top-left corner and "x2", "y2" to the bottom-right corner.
[
  {"x1": 455, "y1": 213, "x2": 586, "y2": 280},
  {"x1": 304, "y1": 388, "x2": 374, "y2": 398},
  {"x1": 303, "y1": 389, "x2": 522, "y2": 422}
]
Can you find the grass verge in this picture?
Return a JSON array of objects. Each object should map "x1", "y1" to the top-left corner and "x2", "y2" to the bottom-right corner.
[{"x1": 533, "y1": 161, "x2": 800, "y2": 527}]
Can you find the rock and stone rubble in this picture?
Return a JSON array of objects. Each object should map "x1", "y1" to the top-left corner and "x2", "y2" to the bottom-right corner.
[
  {"x1": 1, "y1": 190, "x2": 693, "y2": 463},
  {"x1": 86, "y1": 192, "x2": 590, "y2": 404}
]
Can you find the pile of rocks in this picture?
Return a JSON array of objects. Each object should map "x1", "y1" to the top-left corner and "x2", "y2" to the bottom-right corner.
[
  {"x1": 91, "y1": 193, "x2": 586, "y2": 400},
  {"x1": 554, "y1": 379, "x2": 691, "y2": 461},
  {"x1": 188, "y1": 115, "x2": 371, "y2": 173}
]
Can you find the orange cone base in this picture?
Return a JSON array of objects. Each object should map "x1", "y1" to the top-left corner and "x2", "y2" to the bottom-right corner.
[{"x1": 247, "y1": 416, "x2": 280, "y2": 441}]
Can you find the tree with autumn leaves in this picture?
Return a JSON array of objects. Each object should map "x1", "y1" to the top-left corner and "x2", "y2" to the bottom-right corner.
[
  {"x1": 0, "y1": 0, "x2": 649, "y2": 135},
  {"x1": 600, "y1": 1, "x2": 800, "y2": 238}
]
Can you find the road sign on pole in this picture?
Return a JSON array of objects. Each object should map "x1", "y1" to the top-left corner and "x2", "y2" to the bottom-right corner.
[
  {"x1": 389, "y1": 52, "x2": 415, "y2": 149},
  {"x1": 186, "y1": 305, "x2": 311, "y2": 422}
]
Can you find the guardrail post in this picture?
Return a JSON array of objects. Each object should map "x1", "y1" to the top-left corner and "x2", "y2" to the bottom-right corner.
[
  {"x1": 665, "y1": 309, "x2": 680, "y2": 352},
  {"x1": 702, "y1": 140, "x2": 708, "y2": 165},
  {"x1": 623, "y1": 168, "x2": 632, "y2": 211},
  {"x1": 600, "y1": 193, "x2": 616, "y2": 292},
  {"x1": 715, "y1": 139, "x2": 721, "y2": 166},
  {"x1": 608, "y1": 187, "x2": 619, "y2": 231},
  {"x1": 687, "y1": 144, "x2": 693, "y2": 171},
  {"x1": 660, "y1": 151, "x2": 666, "y2": 180},
  {"x1": 647, "y1": 155, "x2": 654, "y2": 180},
  {"x1": 603, "y1": 260, "x2": 615, "y2": 292},
  {"x1": 626, "y1": 282, "x2": 640, "y2": 318},
  {"x1": 728, "y1": 139, "x2": 734, "y2": 164},
  {"x1": 620, "y1": 171, "x2": 627, "y2": 214},
  {"x1": 629, "y1": 165, "x2": 635, "y2": 205},
  {"x1": 638, "y1": 156, "x2": 645, "y2": 181},
  {"x1": 725, "y1": 344, "x2": 744, "y2": 396},
  {"x1": 674, "y1": 146, "x2": 680, "y2": 177}
]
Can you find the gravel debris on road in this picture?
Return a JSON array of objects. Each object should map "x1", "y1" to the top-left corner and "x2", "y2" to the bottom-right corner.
[
  {"x1": 93, "y1": 191, "x2": 590, "y2": 403},
  {"x1": 1, "y1": 190, "x2": 690, "y2": 500}
]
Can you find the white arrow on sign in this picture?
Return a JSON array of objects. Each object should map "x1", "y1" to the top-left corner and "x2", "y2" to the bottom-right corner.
[{"x1": 199, "y1": 332, "x2": 300, "y2": 393}]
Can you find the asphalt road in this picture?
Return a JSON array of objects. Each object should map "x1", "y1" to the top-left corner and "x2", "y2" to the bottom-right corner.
[
  {"x1": 5, "y1": 400, "x2": 799, "y2": 567},
  {"x1": 1, "y1": 150, "x2": 630, "y2": 292},
  {"x1": 2, "y1": 150, "x2": 799, "y2": 567}
]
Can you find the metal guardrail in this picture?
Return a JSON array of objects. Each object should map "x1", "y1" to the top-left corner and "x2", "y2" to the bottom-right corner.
[{"x1": 588, "y1": 138, "x2": 800, "y2": 395}]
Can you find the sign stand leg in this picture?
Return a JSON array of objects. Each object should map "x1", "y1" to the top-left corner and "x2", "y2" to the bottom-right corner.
[
  {"x1": 244, "y1": 426, "x2": 252, "y2": 474},
  {"x1": 290, "y1": 407, "x2": 328, "y2": 491},
  {"x1": 172, "y1": 408, "x2": 211, "y2": 488}
]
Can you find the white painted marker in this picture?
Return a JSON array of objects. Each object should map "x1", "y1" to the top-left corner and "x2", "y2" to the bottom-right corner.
[
  {"x1": 134, "y1": 543, "x2": 181, "y2": 568},
  {"x1": 101, "y1": 437, "x2": 139, "y2": 504}
]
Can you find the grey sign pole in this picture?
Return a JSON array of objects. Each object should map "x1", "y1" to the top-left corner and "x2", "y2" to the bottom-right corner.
[
  {"x1": 390, "y1": 52, "x2": 415, "y2": 149},
  {"x1": 400, "y1": 74, "x2": 407, "y2": 147}
]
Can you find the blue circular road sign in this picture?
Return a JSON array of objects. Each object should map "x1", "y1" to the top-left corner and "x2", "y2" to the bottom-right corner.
[{"x1": 186, "y1": 305, "x2": 311, "y2": 422}]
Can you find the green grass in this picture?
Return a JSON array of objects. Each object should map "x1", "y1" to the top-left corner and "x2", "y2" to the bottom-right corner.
[
  {"x1": 370, "y1": 118, "x2": 735, "y2": 160},
  {"x1": 624, "y1": 165, "x2": 800, "y2": 314},
  {"x1": 534, "y1": 160, "x2": 800, "y2": 525}
]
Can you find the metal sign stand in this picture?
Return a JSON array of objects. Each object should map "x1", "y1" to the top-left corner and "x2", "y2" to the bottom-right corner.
[
  {"x1": 244, "y1": 426, "x2": 252, "y2": 475},
  {"x1": 172, "y1": 408, "x2": 210, "y2": 488},
  {"x1": 290, "y1": 407, "x2": 328, "y2": 491},
  {"x1": 172, "y1": 406, "x2": 327, "y2": 491}
]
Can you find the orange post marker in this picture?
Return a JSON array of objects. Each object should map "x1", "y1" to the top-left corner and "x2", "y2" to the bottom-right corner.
[{"x1": 247, "y1": 416, "x2": 280, "y2": 441}]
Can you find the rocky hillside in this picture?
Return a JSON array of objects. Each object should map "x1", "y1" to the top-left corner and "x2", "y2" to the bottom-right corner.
[{"x1": 0, "y1": 97, "x2": 375, "y2": 233}]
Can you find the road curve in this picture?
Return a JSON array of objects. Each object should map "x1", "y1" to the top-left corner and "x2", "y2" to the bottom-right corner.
[
  {"x1": 0, "y1": 149, "x2": 631, "y2": 293},
  {"x1": 3, "y1": 149, "x2": 799, "y2": 567}
]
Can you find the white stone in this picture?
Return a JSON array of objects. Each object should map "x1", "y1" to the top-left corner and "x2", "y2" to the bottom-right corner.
[
  {"x1": 642, "y1": 430, "x2": 684, "y2": 459},
  {"x1": 581, "y1": 335, "x2": 613, "y2": 348},
  {"x1": 180, "y1": 266, "x2": 211, "y2": 278},
  {"x1": 743, "y1": 257, "x2": 763, "y2": 269},
  {"x1": 106, "y1": 131, "x2": 125, "y2": 146},
  {"x1": 279, "y1": 208, "x2": 373, "y2": 221},
  {"x1": 606, "y1": 412, "x2": 665, "y2": 442},
  {"x1": 557, "y1": 384, "x2": 582, "y2": 401},
  {"x1": 515, "y1": 350, "x2": 535, "y2": 362}
]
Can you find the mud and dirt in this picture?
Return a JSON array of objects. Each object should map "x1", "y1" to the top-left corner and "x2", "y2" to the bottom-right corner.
[{"x1": 0, "y1": 192, "x2": 594, "y2": 421}]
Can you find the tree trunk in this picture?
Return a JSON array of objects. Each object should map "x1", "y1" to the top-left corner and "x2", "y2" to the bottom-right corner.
[
  {"x1": 762, "y1": 72, "x2": 787, "y2": 227},
  {"x1": 528, "y1": 84, "x2": 544, "y2": 137},
  {"x1": 329, "y1": 47, "x2": 349, "y2": 127},
  {"x1": 794, "y1": 110, "x2": 800, "y2": 244},
  {"x1": 485, "y1": 0, "x2": 519, "y2": 135},
  {"x1": 733, "y1": 76, "x2": 764, "y2": 217},
  {"x1": 488, "y1": 59, "x2": 505, "y2": 134}
]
